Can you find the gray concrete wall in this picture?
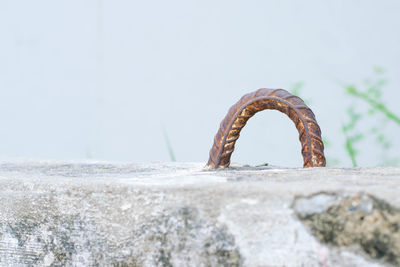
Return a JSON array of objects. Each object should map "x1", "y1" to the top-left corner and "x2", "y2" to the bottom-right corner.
[{"x1": 1, "y1": 160, "x2": 399, "y2": 266}]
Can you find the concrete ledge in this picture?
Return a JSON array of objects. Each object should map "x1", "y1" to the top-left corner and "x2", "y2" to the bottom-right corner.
[{"x1": 0, "y1": 161, "x2": 399, "y2": 266}]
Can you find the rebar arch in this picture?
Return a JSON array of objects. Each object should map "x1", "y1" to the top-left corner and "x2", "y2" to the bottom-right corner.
[{"x1": 206, "y1": 88, "x2": 326, "y2": 168}]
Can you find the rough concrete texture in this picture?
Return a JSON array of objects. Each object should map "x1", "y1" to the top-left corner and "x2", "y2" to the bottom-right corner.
[
  {"x1": 0, "y1": 160, "x2": 399, "y2": 266},
  {"x1": 293, "y1": 192, "x2": 400, "y2": 265}
]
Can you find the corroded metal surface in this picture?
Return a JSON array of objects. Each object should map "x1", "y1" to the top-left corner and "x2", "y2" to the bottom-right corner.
[{"x1": 207, "y1": 88, "x2": 326, "y2": 168}]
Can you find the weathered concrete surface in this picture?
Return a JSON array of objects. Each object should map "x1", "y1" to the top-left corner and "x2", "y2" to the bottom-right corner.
[{"x1": 0, "y1": 160, "x2": 399, "y2": 266}]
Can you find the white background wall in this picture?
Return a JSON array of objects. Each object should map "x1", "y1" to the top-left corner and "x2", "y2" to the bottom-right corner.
[{"x1": 0, "y1": 0, "x2": 399, "y2": 167}]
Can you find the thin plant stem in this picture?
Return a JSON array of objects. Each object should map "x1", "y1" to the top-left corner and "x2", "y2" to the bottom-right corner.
[
  {"x1": 163, "y1": 127, "x2": 176, "y2": 162},
  {"x1": 344, "y1": 134, "x2": 357, "y2": 167}
]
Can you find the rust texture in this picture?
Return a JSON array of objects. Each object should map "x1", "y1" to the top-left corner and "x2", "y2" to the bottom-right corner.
[{"x1": 207, "y1": 88, "x2": 326, "y2": 168}]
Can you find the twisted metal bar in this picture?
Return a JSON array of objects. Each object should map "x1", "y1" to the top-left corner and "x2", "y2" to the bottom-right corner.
[{"x1": 207, "y1": 88, "x2": 326, "y2": 168}]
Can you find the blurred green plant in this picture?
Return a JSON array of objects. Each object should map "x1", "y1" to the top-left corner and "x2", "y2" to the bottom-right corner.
[
  {"x1": 343, "y1": 67, "x2": 399, "y2": 167},
  {"x1": 346, "y1": 86, "x2": 400, "y2": 126},
  {"x1": 290, "y1": 70, "x2": 399, "y2": 168}
]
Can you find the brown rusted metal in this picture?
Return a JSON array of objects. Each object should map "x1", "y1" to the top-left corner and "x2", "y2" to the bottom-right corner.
[{"x1": 207, "y1": 88, "x2": 326, "y2": 168}]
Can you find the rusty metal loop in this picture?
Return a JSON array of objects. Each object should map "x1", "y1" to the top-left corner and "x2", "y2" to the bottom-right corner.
[{"x1": 206, "y1": 88, "x2": 326, "y2": 168}]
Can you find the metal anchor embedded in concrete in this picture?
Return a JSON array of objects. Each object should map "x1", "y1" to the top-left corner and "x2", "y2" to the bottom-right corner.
[{"x1": 207, "y1": 88, "x2": 326, "y2": 168}]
